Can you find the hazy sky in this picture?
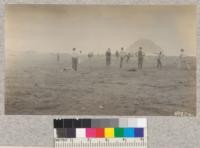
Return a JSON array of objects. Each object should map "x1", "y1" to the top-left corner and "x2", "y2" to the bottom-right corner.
[{"x1": 5, "y1": 5, "x2": 196, "y2": 56}]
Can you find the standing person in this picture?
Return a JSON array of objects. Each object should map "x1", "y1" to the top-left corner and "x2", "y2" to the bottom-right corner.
[
  {"x1": 115, "y1": 50, "x2": 119, "y2": 59},
  {"x1": 119, "y1": 47, "x2": 126, "y2": 68},
  {"x1": 136, "y1": 47, "x2": 145, "y2": 69},
  {"x1": 179, "y1": 48, "x2": 189, "y2": 69},
  {"x1": 157, "y1": 51, "x2": 164, "y2": 69},
  {"x1": 72, "y1": 48, "x2": 78, "y2": 71},
  {"x1": 126, "y1": 53, "x2": 131, "y2": 63},
  {"x1": 105, "y1": 48, "x2": 111, "y2": 66}
]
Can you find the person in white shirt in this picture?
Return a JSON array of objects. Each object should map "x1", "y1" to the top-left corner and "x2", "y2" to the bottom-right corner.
[
  {"x1": 119, "y1": 47, "x2": 126, "y2": 68},
  {"x1": 179, "y1": 48, "x2": 189, "y2": 69},
  {"x1": 72, "y1": 48, "x2": 79, "y2": 71},
  {"x1": 157, "y1": 51, "x2": 164, "y2": 69}
]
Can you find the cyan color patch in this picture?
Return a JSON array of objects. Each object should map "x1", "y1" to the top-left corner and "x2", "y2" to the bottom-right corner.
[{"x1": 123, "y1": 128, "x2": 135, "y2": 137}]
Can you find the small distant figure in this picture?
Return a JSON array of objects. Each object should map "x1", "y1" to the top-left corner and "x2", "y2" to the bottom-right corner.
[
  {"x1": 57, "y1": 53, "x2": 60, "y2": 62},
  {"x1": 157, "y1": 51, "x2": 164, "y2": 69},
  {"x1": 136, "y1": 47, "x2": 145, "y2": 69},
  {"x1": 79, "y1": 50, "x2": 82, "y2": 64},
  {"x1": 115, "y1": 50, "x2": 119, "y2": 59},
  {"x1": 105, "y1": 48, "x2": 111, "y2": 66},
  {"x1": 179, "y1": 48, "x2": 190, "y2": 70},
  {"x1": 126, "y1": 53, "x2": 131, "y2": 63},
  {"x1": 119, "y1": 47, "x2": 126, "y2": 68},
  {"x1": 72, "y1": 48, "x2": 79, "y2": 71}
]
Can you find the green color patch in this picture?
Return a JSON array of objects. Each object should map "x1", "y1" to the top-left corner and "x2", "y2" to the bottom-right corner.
[{"x1": 114, "y1": 128, "x2": 124, "y2": 137}]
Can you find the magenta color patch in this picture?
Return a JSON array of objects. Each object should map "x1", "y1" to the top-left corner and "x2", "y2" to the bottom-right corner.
[{"x1": 86, "y1": 128, "x2": 96, "y2": 138}]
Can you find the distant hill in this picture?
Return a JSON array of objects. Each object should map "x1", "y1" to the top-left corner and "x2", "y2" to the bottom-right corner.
[{"x1": 126, "y1": 38, "x2": 163, "y2": 55}]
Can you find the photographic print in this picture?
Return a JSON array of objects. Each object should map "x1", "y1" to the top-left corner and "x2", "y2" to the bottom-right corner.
[{"x1": 5, "y1": 5, "x2": 196, "y2": 115}]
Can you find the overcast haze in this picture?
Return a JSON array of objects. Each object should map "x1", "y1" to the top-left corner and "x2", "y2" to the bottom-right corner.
[{"x1": 5, "y1": 5, "x2": 196, "y2": 56}]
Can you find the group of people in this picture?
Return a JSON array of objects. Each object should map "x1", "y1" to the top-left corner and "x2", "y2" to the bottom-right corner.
[
  {"x1": 105, "y1": 47, "x2": 163, "y2": 69},
  {"x1": 105, "y1": 47, "x2": 136, "y2": 68},
  {"x1": 69, "y1": 47, "x2": 188, "y2": 71},
  {"x1": 70, "y1": 47, "x2": 166, "y2": 71}
]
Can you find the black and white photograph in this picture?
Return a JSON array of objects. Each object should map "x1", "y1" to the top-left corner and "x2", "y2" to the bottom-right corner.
[{"x1": 5, "y1": 5, "x2": 196, "y2": 115}]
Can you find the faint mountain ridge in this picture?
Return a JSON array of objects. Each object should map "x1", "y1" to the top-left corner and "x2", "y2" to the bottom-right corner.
[{"x1": 127, "y1": 38, "x2": 163, "y2": 55}]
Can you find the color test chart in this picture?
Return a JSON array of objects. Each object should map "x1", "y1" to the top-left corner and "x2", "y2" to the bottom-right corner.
[{"x1": 54, "y1": 118, "x2": 147, "y2": 148}]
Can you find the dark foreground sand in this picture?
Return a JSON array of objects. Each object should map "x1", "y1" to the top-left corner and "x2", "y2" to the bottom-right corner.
[{"x1": 5, "y1": 53, "x2": 196, "y2": 115}]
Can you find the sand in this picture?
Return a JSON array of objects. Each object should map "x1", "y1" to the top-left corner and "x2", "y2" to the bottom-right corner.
[{"x1": 5, "y1": 53, "x2": 196, "y2": 115}]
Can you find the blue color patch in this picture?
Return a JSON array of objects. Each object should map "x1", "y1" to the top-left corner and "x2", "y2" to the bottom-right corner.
[
  {"x1": 123, "y1": 128, "x2": 135, "y2": 137},
  {"x1": 135, "y1": 128, "x2": 144, "y2": 137}
]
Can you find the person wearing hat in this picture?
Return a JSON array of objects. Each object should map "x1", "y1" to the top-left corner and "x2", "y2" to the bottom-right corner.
[
  {"x1": 179, "y1": 48, "x2": 187, "y2": 69},
  {"x1": 72, "y1": 48, "x2": 79, "y2": 71},
  {"x1": 136, "y1": 47, "x2": 145, "y2": 69}
]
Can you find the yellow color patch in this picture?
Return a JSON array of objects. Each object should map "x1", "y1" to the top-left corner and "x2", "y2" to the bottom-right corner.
[{"x1": 104, "y1": 128, "x2": 114, "y2": 138}]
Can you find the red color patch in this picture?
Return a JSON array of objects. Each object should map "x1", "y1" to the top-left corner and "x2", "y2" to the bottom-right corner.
[{"x1": 96, "y1": 128, "x2": 104, "y2": 138}]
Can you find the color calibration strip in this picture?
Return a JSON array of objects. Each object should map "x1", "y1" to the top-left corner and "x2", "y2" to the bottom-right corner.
[{"x1": 54, "y1": 118, "x2": 147, "y2": 148}]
